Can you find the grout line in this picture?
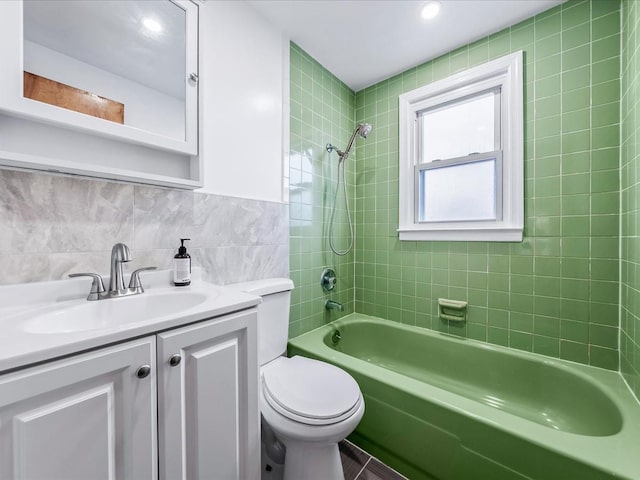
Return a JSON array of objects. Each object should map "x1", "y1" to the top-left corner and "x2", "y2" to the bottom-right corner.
[{"x1": 353, "y1": 456, "x2": 372, "y2": 480}]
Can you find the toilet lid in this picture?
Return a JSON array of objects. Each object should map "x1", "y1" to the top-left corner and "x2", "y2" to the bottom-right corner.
[{"x1": 262, "y1": 356, "x2": 361, "y2": 425}]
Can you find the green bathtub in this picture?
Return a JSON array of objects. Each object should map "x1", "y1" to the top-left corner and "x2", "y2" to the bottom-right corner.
[{"x1": 288, "y1": 314, "x2": 640, "y2": 480}]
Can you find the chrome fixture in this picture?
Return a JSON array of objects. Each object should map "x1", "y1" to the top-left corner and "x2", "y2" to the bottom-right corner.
[
  {"x1": 326, "y1": 123, "x2": 373, "y2": 162},
  {"x1": 325, "y1": 300, "x2": 344, "y2": 312},
  {"x1": 330, "y1": 329, "x2": 342, "y2": 345},
  {"x1": 326, "y1": 123, "x2": 373, "y2": 256},
  {"x1": 67, "y1": 272, "x2": 105, "y2": 301},
  {"x1": 69, "y1": 243, "x2": 157, "y2": 301},
  {"x1": 109, "y1": 242, "x2": 132, "y2": 293},
  {"x1": 320, "y1": 268, "x2": 337, "y2": 292}
]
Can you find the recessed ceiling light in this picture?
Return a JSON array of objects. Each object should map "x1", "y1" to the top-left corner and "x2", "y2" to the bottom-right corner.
[
  {"x1": 143, "y1": 18, "x2": 163, "y2": 33},
  {"x1": 421, "y1": 1, "x2": 441, "y2": 20}
]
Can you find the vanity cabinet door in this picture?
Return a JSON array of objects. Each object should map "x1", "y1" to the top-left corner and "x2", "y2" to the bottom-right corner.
[
  {"x1": 157, "y1": 308, "x2": 259, "y2": 480},
  {"x1": 0, "y1": 337, "x2": 157, "y2": 480}
]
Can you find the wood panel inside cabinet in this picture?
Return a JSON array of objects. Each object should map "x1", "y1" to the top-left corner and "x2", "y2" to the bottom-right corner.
[{"x1": 23, "y1": 71, "x2": 124, "y2": 124}]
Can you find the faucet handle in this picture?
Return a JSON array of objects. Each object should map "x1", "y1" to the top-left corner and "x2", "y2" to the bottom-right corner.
[
  {"x1": 69, "y1": 273, "x2": 106, "y2": 301},
  {"x1": 128, "y1": 266, "x2": 157, "y2": 291}
]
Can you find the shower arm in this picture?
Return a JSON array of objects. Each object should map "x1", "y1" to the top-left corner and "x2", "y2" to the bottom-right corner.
[
  {"x1": 326, "y1": 124, "x2": 368, "y2": 162},
  {"x1": 337, "y1": 128, "x2": 361, "y2": 161}
]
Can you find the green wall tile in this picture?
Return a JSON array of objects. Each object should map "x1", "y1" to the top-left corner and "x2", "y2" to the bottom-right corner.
[
  {"x1": 533, "y1": 335, "x2": 560, "y2": 357},
  {"x1": 593, "y1": 0, "x2": 620, "y2": 18},
  {"x1": 354, "y1": 0, "x2": 621, "y2": 370},
  {"x1": 562, "y1": 1, "x2": 591, "y2": 28},
  {"x1": 590, "y1": 323, "x2": 619, "y2": 348},
  {"x1": 535, "y1": 11, "x2": 561, "y2": 40},
  {"x1": 562, "y1": 87, "x2": 591, "y2": 113},
  {"x1": 562, "y1": 22, "x2": 591, "y2": 50},
  {"x1": 535, "y1": 257, "x2": 561, "y2": 276},
  {"x1": 590, "y1": 345, "x2": 619, "y2": 369},
  {"x1": 592, "y1": 57, "x2": 620, "y2": 84},
  {"x1": 536, "y1": 33, "x2": 561, "y2": 59},
  {"x1": 562, "y1": 151, "x2": 590, "y2": 174},
  {"x1": 289, "y1": 43, "x2": 356, "y2": 335},
  {"x1": 592, "y1": 34, "x2": 621, "y2": 63},
  {"x1": 562, "y1": 45, "x2": 591, "y2": 71},
  {"x1": 561, "y1": 298, "x2": 590, "y2": 320},
  {"x1": 562, "y1": 258, "x2": 590, "y2": 278},
  {"x1": 535, "y1": 276, "x2": 561, "y2": 297},
  {"x1": 562, "y1": 109, "x2": 590, "y2": 133},
  {"x1": 560, "y1": 340, "x2": 589, "y2": 363},
  {"x1": 592, "y1": 103, "x2": 620, "y2": 129},
  {"x1": 292, "y1": 0, "x2": 626, "y2": 375},
  {"x1": 562, "y1": 319, "x2": 590, "y2": 343}
]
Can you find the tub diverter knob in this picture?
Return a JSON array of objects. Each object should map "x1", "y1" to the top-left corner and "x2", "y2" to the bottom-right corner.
[{"x1": 321, "y1": 268, "x2": 337, "y2": 292}]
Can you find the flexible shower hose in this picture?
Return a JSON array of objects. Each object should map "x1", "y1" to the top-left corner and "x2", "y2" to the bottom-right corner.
[{"x1": 328, "y1": 155, "x2": 354, "y2": 256}]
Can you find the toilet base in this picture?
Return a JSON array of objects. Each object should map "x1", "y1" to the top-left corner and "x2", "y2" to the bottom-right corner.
[
  {"x1": 283, "y1": 442, "x2": 344, "y2": 480},
  {"x1": 261, "y1": 439, "x2": 285, "y2": 480}
]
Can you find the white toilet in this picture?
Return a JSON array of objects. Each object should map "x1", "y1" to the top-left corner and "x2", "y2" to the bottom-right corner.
[{"x1": 232, "y1": 278, "x2": 364, "y2": 480}]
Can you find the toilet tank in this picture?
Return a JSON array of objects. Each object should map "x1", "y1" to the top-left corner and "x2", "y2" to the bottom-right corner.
[{"x1": 229, "y1": 278, "x2": 294, "y2": 366}]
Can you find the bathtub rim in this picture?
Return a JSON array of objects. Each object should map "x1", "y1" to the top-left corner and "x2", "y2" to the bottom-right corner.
[{"x1": 288, "y1": 313, "x2": 640, "y2": 480}]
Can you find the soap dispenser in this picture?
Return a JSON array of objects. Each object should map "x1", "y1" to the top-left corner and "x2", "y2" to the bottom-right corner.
[{"x1": 173, "y1": 238, "x2": 191, "y2": 286}]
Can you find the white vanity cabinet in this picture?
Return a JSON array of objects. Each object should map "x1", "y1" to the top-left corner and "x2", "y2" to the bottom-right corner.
[
  {"x1": 0, "y1": 337, "x2": 158, "y2": 480},
  {"x1": 0, "y1": 308, "x2": 259, "y2": 480}
]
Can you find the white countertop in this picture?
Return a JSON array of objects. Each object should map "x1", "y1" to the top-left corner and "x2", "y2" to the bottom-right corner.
[{"x1": 0, "y1": 269, "x2": 261, "y2": 373}]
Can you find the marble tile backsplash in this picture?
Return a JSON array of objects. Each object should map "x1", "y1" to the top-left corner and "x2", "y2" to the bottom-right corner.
[{"x1": 0, "y1": 170, "x2": 289, "y2": 285}]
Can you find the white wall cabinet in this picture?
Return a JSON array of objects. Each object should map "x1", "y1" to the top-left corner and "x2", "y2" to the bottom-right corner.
[
  {"x1": 0, "y1": 0, "x2": 202, "y2": 189},
  {"x1": 0, "y1": 308, "x2": 259, "y2": 480}
]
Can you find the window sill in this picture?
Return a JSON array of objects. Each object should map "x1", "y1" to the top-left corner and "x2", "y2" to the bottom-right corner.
[{"x1": 397, "y1": 226, "x2": 523, "y2": 242}]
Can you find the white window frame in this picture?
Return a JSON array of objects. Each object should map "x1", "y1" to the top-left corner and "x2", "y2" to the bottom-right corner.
[
  {"x1": 398, "y1": 51, "x2": 524, "y2": 242},
  {"x1": 416, "y1": 151, "x2": 503, "y2": 222}
]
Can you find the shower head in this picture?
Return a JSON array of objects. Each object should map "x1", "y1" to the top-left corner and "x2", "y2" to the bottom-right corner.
[
  {"x1": 359, "y1": 123, "x2": 372, "y2": 139},
  {"x1": 326, "y1": 123, "x2": 373, "y2": 161}
]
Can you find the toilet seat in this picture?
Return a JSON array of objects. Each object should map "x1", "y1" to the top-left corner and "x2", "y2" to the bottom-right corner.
[{"x1": 262, "y1": 356, "x2": 362, "y2": 426}]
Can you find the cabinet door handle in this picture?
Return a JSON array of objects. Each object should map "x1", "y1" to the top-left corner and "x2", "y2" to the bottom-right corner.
[
  {"x1": 136, "y1": 365, "x2": 151, "y2": 379},
  {"x1": 168, "y1": 354, "x2": 182, "y2": 367}
]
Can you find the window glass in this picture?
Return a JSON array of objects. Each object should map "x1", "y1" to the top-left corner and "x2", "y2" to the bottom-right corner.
[
  {"x1": 418, "y1": 158, "x2": 497, "y2": 222},
  {"x1": 420, "y1": 89, "x2": 498, "y2": 163}
]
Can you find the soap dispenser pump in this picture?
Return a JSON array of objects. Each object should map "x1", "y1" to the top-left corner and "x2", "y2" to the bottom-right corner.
[{"x1": 173, "y1": 238, "x2": 191, "y2": 286}]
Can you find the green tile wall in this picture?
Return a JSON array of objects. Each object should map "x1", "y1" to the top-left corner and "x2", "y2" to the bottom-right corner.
[
  {"x1": 353, "y1": 0, "x2": 621, "y2": 369},
  {"x1": 289, "y1": 43, "x2": 356, "y2": 337},
  {"x1": 621, "y1": 0, "x2": 640, "y2": 397}
]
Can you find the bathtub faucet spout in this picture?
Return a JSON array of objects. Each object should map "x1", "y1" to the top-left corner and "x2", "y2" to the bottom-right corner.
[{"x1": 325, "y1": 300, "x2": 344, "y2": 311}]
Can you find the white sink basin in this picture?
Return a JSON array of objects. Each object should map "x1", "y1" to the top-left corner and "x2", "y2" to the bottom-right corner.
[
  {"x1": 24, "y1": 292, "x2": 210, "y2": 334},
  {"x1": 0, "y1": 269, "x2": 262, "y2": 373}
]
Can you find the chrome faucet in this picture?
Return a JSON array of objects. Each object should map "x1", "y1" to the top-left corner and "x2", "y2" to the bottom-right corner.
[
  {"x1": 69, "y1": 243, "x2": 156, "y2": 301},
  {"x1": 109, "y1": 243, "x2": 132, "y2": 293},
  {"x1": 325, "y1": 300, "x2": 344, "y2": 311}
]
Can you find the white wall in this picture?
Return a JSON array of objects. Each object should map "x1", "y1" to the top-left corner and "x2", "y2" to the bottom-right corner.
[{"x1": 197, "y1": 0, "x2": 288, "y2": 203}]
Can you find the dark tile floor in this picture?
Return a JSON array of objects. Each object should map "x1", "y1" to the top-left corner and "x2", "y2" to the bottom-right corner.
[{"x1": 339, "y1": 440, "x2": 407, "y2": 480}]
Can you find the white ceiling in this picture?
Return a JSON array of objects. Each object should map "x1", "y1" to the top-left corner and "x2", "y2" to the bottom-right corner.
[{"x1": 249, "y1": 0, "x2": 565, "y2": 91}]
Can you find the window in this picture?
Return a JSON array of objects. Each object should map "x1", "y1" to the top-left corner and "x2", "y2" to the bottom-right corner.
[{"x1": 398, "y1": 51, "x2": 523, "y2": 241}]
